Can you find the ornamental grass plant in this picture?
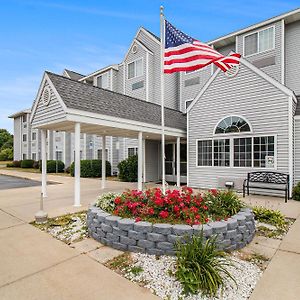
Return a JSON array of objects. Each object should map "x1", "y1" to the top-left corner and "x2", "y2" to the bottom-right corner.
[{"x1": 175, "y1": 232, "x2": 235, "y2": 296}]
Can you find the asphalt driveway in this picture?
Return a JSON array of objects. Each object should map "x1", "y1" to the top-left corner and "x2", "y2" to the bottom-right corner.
[{"x1": 0, "y1": 175, "x2": 41, "y2": 190}]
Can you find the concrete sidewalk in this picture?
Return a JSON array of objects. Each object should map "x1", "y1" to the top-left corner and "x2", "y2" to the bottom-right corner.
[{"x1": 0, "y1": 171, "x2": 157, "y2": 300}]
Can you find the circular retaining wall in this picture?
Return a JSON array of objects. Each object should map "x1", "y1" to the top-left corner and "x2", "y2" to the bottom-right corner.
[{"x1": 87, "y1": 206, "x2": 255, "y2": 256}]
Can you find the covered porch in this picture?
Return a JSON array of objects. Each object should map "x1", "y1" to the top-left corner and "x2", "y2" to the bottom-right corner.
[{"x1": 30, "y1": 71, "x2": 187, "y2": 206}]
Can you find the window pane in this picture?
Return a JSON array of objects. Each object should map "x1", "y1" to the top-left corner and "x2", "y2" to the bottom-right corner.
[
  {"x1": 197, "y1": 140, "x2": 212, "y2": 166},
  {"x1": 234, "y1": 137, "x2": 252, "y2": 167},
  {"x1": 213, "y1": 139, "x2": 230, "y2": 167},
  {"x1": 259, "y1": 27, "x2": 274, "y2": 52},
  {"x1": 128, "y1": 62, "x2": 135, "y2": 79},
  {"x1": 97, "y1": 73, "x2": 109, "y2": 88},
  {"x1": 245, "y1": 32, "x2": 258, "y2": 56},
  {"x1": 253, "y1": 136, "x2": 275, "y2": 168},
  {"x1": 136, "y1": 59, "x2": 143, "y2": 77},
  {"x1": 215, "y1": 116, "x2": 251, "y2": 134}
]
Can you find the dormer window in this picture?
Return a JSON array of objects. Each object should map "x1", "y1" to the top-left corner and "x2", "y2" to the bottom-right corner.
[
  {"x1": 97, "y1": 73, "x2": 109, "y2": 89},
  {"x1": 22, "y1": 115, "x2": 27, "y2": 123},
  {"x1": 128, "y1": 58, "x2": 143, "y2": 79},
  {"x1": 244, "y1": 26, "x2": 274, "y2": 57}
]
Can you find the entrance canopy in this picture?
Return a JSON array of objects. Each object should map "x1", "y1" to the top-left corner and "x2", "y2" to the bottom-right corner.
[
  {"x1": 30, "y1": 71, "x2": 187, "y2": 206},
  {"x1": 30, "y1": 72, "x2": 186, "y2": 140}
]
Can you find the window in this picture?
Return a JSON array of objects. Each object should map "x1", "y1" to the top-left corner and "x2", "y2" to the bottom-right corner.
[
  {"x1": 213, "y1": 139, "x2": 230, "y2": 167},
  {"x1": 22, "y1": 154, "x2": 27, "y2": 160},
  {"x1": 22, "y1": 115, "x2": 27, "y2": 123},
  {"x1": 97, "y1": 149, "x2": 109, "y2": 160},
  {"x1": 128, "y1": 147, "x2": 138, "y2": 157},
  {"x1": 56, "y1": 151, "x2": 63, "y2": 161},
  {"x1": 234, "y1": 138, "x2": 252, "y2": 167},
  {"x1": 32, "y1": 153, "x2": 36, "y2": 160},
  {"x1": 185, "y1": 100, "x2": 193, "y2": 111},
  {"x1": 197, "y1": 140, "x2": 212, "y2": 166},
  {"x1": 215, "y1": 116, "x2": 251, "y2": 134},
  {"x1": 97, "y1": 73, "x2": 109, "y2": 89},
  {"x1": 32, "y1": 132, "x2": 36, "y2": 141},
  {"x1": 128, "y1": 59, "x2": 143, "y2": 79},
  {"x1": 244, "y1": 26, "x2": 274, "y2": 56},
  {"x1": 254, "y1": 136, "x2": 274, "y2": 167},
  {"x1": 23, "y1": 134, "x2": 27, "y2": 142}
]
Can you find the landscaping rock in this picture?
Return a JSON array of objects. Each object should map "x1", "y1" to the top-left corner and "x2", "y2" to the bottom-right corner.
[
  {"x1": 147, "y1": 232, "x2": 167, "y2": 242},
  {"x1": 128, "y1": 230, "x2": 146, "y2": 240},
  {"x1": 112, "y1": 242, "x2": 127, "y2": 251},
  {"x1": 137, "y1": 239, "x2": 155, "y2": 249},
  {"x1": 156, "y1": 242, "x2": 174, "y2": 250},
  {"x1": 106, "y1": 233, "x2": 119, "y2": 243},
  {"x1": 134, "y1": 221, "x2": 152, "y2": 233},
  {"x1": 101, "y1": 223, "x2": 113, "y2": 233},
  {"x1": 210, "y1": 221, "x2": 227, "y2": 233},
  {"x1": 172, "y1": 224, "x2": 193, "y2": 235},
  {"x1": 153, "y1": 223, "x2": 172, "y2": 235},
  {"x1": 117, "y1": 218, "x2": 135, "y2": 231},
  {"x1": 120, "y1": 236, "x2": 137, "y2": 246},
  {"x1": 104, "y1": 215, "x2": 122, "y2": 227},
  {"x1": 128, "y1": 245, "x2": 145, "y2": 253},
  {"x1": 146, "y1": 248, "x2": 164, "y2": 256}
]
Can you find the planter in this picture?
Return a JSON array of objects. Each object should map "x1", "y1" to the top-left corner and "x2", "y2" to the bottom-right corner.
[{"x1": 87, "y1": 206, "x2": 255, "y2": 255}]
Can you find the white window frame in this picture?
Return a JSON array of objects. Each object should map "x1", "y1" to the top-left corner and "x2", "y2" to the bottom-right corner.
[
  {"x1": 127, "y1": 147, "x2": 138, "y2": 157},
  {"x1": 127, "y1": 58, "x2": 143, "y2": 80},
  {"x1": 196, "y1": 134, "x2": 277, "y2": 170},
  {"x1": 32, "y1": 132, "x2": 37, "y2": 141},
  {"x1": 32, "y1": 153, "x2": 36, "y2": 160},
  {"x1": 243, "y1": 25, "x2": 275, "y2": 57},
  {"x1": 23, "y1": 134, "x2": 27, "y2": 142},
  {"x1": 96, "y1": 72, "x2": 110, "y2": 89}
]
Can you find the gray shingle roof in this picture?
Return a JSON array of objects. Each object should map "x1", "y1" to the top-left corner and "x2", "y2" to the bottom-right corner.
[
  {"x1": 47, "y1": 72, "x2": 186, "y2": 131},
  {"x1": 64, "y1": 69, "x2": 85, "y2": 81},
  {"x1": 295, "y1": 95, "x2": 300, "y2": 115}
]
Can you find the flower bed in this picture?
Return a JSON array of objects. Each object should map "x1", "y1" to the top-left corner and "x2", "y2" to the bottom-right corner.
[{"x1": 87, "y1": 188, "x2": 255, "y2": 255}]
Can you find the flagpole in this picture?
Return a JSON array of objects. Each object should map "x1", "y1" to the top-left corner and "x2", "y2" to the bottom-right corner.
[{"x1": 160, "y1": 5, "x2": 166, "y2": 194}]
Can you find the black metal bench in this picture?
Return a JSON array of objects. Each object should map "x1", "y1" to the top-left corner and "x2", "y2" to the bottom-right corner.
[{"x1": 243, "y1": 171, "x2": 290, "y2": 203}]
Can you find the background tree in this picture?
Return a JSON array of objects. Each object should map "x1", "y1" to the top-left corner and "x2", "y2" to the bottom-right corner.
[{"x1": 0, "y1": 129, "x2": 13, "y2": 161}]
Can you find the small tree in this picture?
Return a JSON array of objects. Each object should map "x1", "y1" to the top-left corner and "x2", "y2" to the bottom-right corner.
[{"x1": 118, "y1": 155, "x2": 138, "y2": 182}]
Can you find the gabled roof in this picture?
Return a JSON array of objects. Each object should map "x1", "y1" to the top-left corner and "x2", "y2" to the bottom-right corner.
[
  {"x1": 8, "y1": 108, "x2": 31, "y2": 118},
  {"x1": 63, "y1": 69, "x2": 85, "y2": 81},
  {"x1": 141, "y1": 27, "x2": 160, "y2": 41},
  {"x1": 78, "y1": 65, "x2": 119, "y2": 82},
  {"x1": 46, "y1": 72, "x2": 186, "y2": 131},
  {"x1": 187, "y1": 57, "x2": 297, "y2": 114}
]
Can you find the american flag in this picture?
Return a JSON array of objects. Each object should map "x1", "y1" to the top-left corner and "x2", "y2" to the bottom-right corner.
[{"x1": 164, "y1": 20, "x2": 241, "y2": 74}]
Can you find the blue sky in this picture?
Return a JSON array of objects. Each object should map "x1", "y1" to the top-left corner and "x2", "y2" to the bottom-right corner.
[{"x1": 0, "y1": 0, "x2": 299, "y2": 133}]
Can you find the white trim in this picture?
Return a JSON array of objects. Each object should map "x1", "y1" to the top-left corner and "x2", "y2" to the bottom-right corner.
[
  {"x1": 187, "y1": 113, "x2": 189, "y2": 186},
  {"x1": 187, "y1": 57, "x2": 296, "y2": 114},
  {"x1": 179, "y1": 72, "x2": 182, "y2": 111},
  {"x1": 139, "y1": 27, "x2": 160, "y2": 45},
  {"x1": 281, "y1": 19, "x2": 285, "y2": 85},
  {"x1": 243, "y1": 25, "x2": 275, "y2": 57},
  {"x1": 288, "y1": 96, "x2": 294, "y2": 197},
  {"x1": 123, "y1": 38, "x2": 153, "y2": 62},
  {"x1": 184, "y1": 99, "x2": 194, "y2": 113},
  {"x1": 195, "y1": 134, "x2": 278, "y2": 170},
  {"x1": 207, "y1": 8, "x2": 300, "y2": 46},
  {"x1": 79, "y1": 65, "x2": 119, "y2": 82},
  {"x1": 110, "y1": 136, "x2": 113, "y2": 174},
  {"x1": 127, "y1": 57, "x2": 144, "y2": 80},
  {"x1": 235, "y1": 36, "x2": 238, "y2": 52},
  {"x1": 213, "y1": 114, "x2": 253, "y2": 135},
  {"x1": 143, "y1": 139, "x2": 146, "y2": 182},
  {"x1": 145, "y1": 52, "x2": 149, "y2": 101},
  {"x1": 94, "y1": 72, "x2": 110, "y2": 89},
  {"x1": 65, "y1": 109, "x2": 186, "y2": 137},
  {"x1": 110, "y1": 69, "x2": 113, "y2": 90}
]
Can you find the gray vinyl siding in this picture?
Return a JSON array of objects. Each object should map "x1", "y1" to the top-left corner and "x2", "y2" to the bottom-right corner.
[
  {"x1": 215, "y1": 43, "x2": 236, "y2": 55},
  {"x1": 188, "y1": 62, "x2": 290, "y2": 190},
  {"x1": 117, "y1": 65, "x2": 124, "y2": 93},
  {"x1": 294, "y1": 118, "x2": 300, "y2": 183},
  {"x1": 13, "y1": 117, "x2": 21, "y2": 160},
  {"x1": 145, "y1": 140, "x2": 160, "y2": 182},
  {"x1": 285, "y1": 20, "x2": 300, "y2": 95},
  {"x1": 237, "y1": 21, "x2": 283, "y2": 83},
  {"x1": 65, "y1": 132, "x2": 71, "y2": 167},
  {"x1": 31, "y1": 81, "x2": 66, "y2": 127}
]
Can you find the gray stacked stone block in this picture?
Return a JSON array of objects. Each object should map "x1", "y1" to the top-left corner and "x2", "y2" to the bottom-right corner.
[{"x1": 87, "y1": 206, "x2": 256, "y2": 256}]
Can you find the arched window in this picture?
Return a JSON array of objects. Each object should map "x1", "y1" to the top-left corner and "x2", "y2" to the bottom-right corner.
[{"x1": 215, "y1": 116, "x2": 251, "y2": 134}]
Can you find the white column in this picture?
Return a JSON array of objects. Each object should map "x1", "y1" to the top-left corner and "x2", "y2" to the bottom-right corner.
[
  {"x1": 74, "y1": 123, "x2": 81, "y2": 207},
  {"x1": 176, "y1": 137, "x2": 181, "y2": 187},
  {"x1": 138, "y1": 132, "x2": 143, "y2": 191},
  {"x1": 101, "y1": 135, "x2": 106, "y2": 189},
  {"x1": 41, "y1": 129, "x2": 47, "y2": 198}
]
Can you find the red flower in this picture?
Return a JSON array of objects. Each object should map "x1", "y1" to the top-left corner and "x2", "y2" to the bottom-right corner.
[
  {"x1": 154, "y1": 197, "x2": 164, "y2": 206},
  {"x1": 203, "y1": 205, "x2": 208, "y2": 211},
  {"x1": 114, "y1": 197, "x2": 122, "y2": 205},
  {"x1": 205, "y1": 218, "x2": 209, "y2": 223},
  {"x1": 210, "y1": 188, "x2": 218, "y2": 196},
  {"x1": 135, "y1": 217, "x2": 142, "y2": 222},
  {"x1": 148, "y1": 207, "x2": 154, "y2": 215},
  {"x1": 190, "y1": 206, "x2": 198, "y2": 213},
  {"x1": 159, "y1": 211, "x2": 169, "y2": 219},
  {"x1": 195, "y1": 214, "x2": 200, "y2": 219},
  {"x1": 173, "y1": 205, "x2": 180, "y2": 213}
]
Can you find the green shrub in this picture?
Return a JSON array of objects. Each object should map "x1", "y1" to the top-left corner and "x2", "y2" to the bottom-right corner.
[
  {"x1": 12, "y1": 160, "x2": 22, "y2": 167},
  {"x1": 21, "y1": 159, "x2": 34, "y2": 168},
  {"x1": 70, "y1": 160, "x2": 111, "y2": 177},
  {"x1": 175, "y1": 232, "x2": 235, "y2": 296},
  {"x1": 33, "y1": 161, "x2": 39, "y2": 169},
  {"x1": 292, "y1": 182, "x2": 300, "y2": 201},
  {"x1": 0, "y1": 148, "x2": 13, "y2": 161},
  {"x1": 204, "y1": 189, "x2": 244, "y2": 220},
  {"x1": 252, "y1": 206, "x2": 286, "y2": 229},
  {"x1": 39, "y1": 160, "x2": 65, "y2": 173},
  {"x1": 96, "y1": 192, "x2": 119, "y2": 213},
  {"x1": 118, "y1": 155, "x2": 138, "y2": 182},
  {"x1": 6, "y1": 163, "x2": 14, "y2": 167}
]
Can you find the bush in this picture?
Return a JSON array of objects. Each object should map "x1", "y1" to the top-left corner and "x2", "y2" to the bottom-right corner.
[
  {"x1": 65, "y1": 166, "x2": 71, "y2": 174},
  {"x1": 203, "y1": 189, "x2": 244, "y2": 220},
  {"x1": 21, "y1": 159, "x2": 34, "y2": 168},
  {"x1": 12, "y1": 160, "x2": 22, "y2": 167},
  {"x1": 39, "y1": 160, "x2": 65, "y2": 173},
  {"x1": 96, "y1": 192, "x2": 119, "y2": 213},
  {"x1": 0, "y1": 148, "x2": 13, "y2": 161},
  {"x1": 33, "y1": 161, "x2": 40, "y2": 169},
  {"x1": 175, "y1": 232, "x2": 235, "y2": 296},
  {"x1": 118, "y1": 155, "x2": 138, "y2": 182},
  {"x1": 253, "y1": 206, "x2": 286, "y2": 229},
  {"x1": 6, "y1": 163, "x2": 14, "y2": 167},
  {"x1": 70, "y1": 160, "x2": 111, "y2": 177},
  {"x1": 292, "y1": 182, "x2": 300, "y2": 201}
]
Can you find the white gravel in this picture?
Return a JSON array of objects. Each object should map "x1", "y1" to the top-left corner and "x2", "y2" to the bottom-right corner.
[{"x1": 125, "y1": 253, "x2": 262, "y2": 300}]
